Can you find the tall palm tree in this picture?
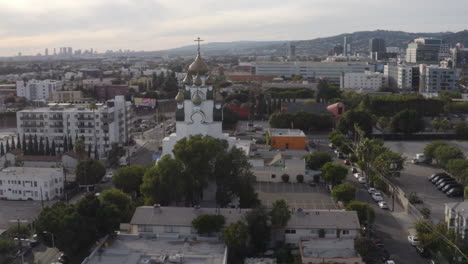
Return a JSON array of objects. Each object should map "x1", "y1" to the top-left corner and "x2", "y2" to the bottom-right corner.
[{"x1": 89, "y1": 102, "x2": 98, "y2": 159}]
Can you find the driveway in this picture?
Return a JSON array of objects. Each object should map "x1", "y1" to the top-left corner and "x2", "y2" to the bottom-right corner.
[{"x1": 0, "y1": 200, "x2": 54, "y2": 230}]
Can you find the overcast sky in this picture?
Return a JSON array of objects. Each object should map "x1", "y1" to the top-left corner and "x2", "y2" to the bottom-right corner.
[{"x1": 0, "y1": 0, "x2": 467, "y2": 56}]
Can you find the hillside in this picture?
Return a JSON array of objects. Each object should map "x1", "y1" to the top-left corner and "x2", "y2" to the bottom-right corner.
[{"x1": 152, "y1": 30, "x2": 468, "y2": 57}]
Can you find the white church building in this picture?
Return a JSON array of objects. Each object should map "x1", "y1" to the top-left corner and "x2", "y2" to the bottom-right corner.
[{"x1": 161, "y1": 39, "x2": 236, "y2": 157}]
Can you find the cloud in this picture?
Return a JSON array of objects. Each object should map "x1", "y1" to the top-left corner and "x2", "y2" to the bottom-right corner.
[{"x1": 0, "y1": 0, "x2": 467, "y2": 56}]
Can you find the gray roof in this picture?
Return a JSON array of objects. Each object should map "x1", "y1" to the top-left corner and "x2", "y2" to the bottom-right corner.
[
  {"x1": 301, "y1": 238, "x2": 358, "y2": 258},
  {"x1": 289, "y1": 209, "x2": 361, "y2": 230},
  {"x1": 131, "y1": 206, "x2": 361, "y2": 230},
  {"x1": 446, "y1": 201, "x2": 468, "y2": 217}
]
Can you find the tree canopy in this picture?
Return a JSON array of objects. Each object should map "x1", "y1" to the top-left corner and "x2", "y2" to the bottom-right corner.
[
  {"x1": 390, "y1": 109, "x2": 425, "y2": 135},
  {"x1": 331, "y1": 183, "x2": 356, "y2": 204},
  {"x1": 346, "y1": 201, "x2": 375, "y2": 226},
  {"x1": 76, "y1": 158, "x2": 106, "y2": 185},
  {"x1": 113, "y1": 165, "x2": 146, "y2": 195},
  {"x1": 245, "y1": 206, "x2": 270, "y2": 253},
  {"x1": 320, "y1": 162, "x2": 348, "y2": 186},
  {"x1": 304, "y1": 152, "x2": 332, "y2": 170},
  {"x1": 191, "y1": 214, "x2": 226, "y2": 235},
  {"x1": 270, "y1": 200, "x2": 291, "y2": 229}
]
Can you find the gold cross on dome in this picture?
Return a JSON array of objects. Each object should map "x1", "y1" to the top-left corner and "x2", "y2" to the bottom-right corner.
[{"x1": 194, "y1": 37, "x2": 204, "y2": 53}]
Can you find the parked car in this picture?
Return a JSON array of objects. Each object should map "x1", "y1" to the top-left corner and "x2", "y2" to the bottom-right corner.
[
  {"x1": 372, "y1": 193, "x2": 384, "y2": 202},
  {"x1": 408, "y1": 236, "x2": 420, "y2": 246},
  {"x1": 435, "y1": 177, "x2": 454, "y2": 185},
  {"x1": 338, "y1": 153, "x2": 346, "y2": 159},
  {"x1": 29, "y1": 234, "x2": 38, "y2": 247},
  {"x1": 344, "y1": 159, "x2": 351, "y2": 165},
  {"x1": 351, "y1": 167, "x2": 358, "y2": 173},
  {"x1": 442, "y1": 183, "x2": 463, "y2": 193},
  {"x1": 447, "y1": 187, "x2": 464, "y2": 197},
  {"x1": 415, "y1": 245, "x2": 430, "y2": 257},
  {"x1": 437, "y1": 179, "x2": 456, "y2": 189},
  {"x1": 58, "y1": 253, "x2": 70, "y2": 264},
  {"x1": 384, "y1": 260, "x2": 396, "y2": 264},
  {"x1": 329, "y1": 143, "x2": 335, "y2": 149},
  {"x1": 354, "y1": 172, "x2": 362, "y2": 179},
  {"x1": 358, "y1": 177, "x2": 367, "y2": 184},
  {"x1": 429, "y1": 172, "x2": 448, "y2": 181},
  {"x1": 431, "y1": 174, "x2": 451, "y2": 184},
  {"x1": 378, "y1": 201, "x2": 389, "y2": 209},
  {"x1": 368, "y1": 187, "x2": 378, "y2": 195}
]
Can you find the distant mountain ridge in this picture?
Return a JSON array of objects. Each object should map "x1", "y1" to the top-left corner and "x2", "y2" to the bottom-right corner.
[{"x1": 153, "y1": 30, "x2": 468, "y2": 57}]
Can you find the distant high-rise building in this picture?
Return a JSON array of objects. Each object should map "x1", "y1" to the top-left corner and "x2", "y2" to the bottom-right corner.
[
  {"x1": 45, "y1": 48, "x2": 49, "y2": 56},
  {"x1": 419, "y1": 64, "x2": 458, "y2": 94},
  {"x1": 369, "y1": 38, "x2": 386, "y2": 60},
  {"x1": 18, "y1": 52, "x2": 22, "y2": 57},
  {"x1": 68, "y1": 47, "x2": 73, "y2": 55},
  {"x1": 406, "y1": 38, "x2": 441, "y2": 64},
  {"x1": 53, "y1": 48, "x2": 56, "y2": 55},
  {"x1": 288, "y1": 42, "x2": 296, "y2": 61},
  {"x1": 439, "y1": 44, "x2": 451, "y2": 61},
  {"x1": 343, "y1": 37, "x2": 348, "y2": 56}
]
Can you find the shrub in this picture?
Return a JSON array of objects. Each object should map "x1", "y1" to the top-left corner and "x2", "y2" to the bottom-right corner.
[
  {"x1": 281, "y1": 174, "x2": 290, "y2": 183},
  {"x1": 296, "y1": 174, "x2": 304, "y2": 183}
]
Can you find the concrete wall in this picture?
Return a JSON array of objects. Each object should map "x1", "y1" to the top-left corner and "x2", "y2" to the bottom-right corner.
[{"x1": 284, "y1": 228, "x2": 359, "y2": 246}]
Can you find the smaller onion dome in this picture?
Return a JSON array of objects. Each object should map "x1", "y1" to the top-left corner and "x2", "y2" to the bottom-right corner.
[
  {"x1": 182, "y1": 74, "x2": 193, "y2": 85},
  {"x1": 188, "y1": 53, "x2": 209, "y2": 75},
  {"x1": 175, "y1": 89, "x2": 184, "y2": 102},
  {"x1": 194, "y1": 74, "x2": 202, "y2": 86},
  {"x1": 214, "y1": 89, "x2": 224, "y2": 102},
  {"x1": 192, "y1": 91, "x2": 202, "y2": 105},
  {"x1": 205, "y1": 75, "x2": 215, "y2": 85}
]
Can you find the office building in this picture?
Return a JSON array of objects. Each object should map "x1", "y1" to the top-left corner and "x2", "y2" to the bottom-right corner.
[
  {"x1": 16, "y1": 79, "x2": 63, "y2": 101},
  {"x1": 0, "y1": 167, "x2": 64, "y2": 201},
  {"x1": 439, "y1": 44, "x2": 452, "y2": 61},
  {"x1": 419, "y1": 64, "x2": 458, "y2": 94},
  {"x1": 445, "y1": 201, "x2": 468, "y2": 239},
  {"x1": 252, "y1": 61, "x2": 374, "y2": 84},
  {"x1": 384, "y1": 64, "x2": 413, "y2": 90},
  {"x1": 340, "y1": 71, "x2": 386, "y2": 91},
  {"x1": 45, "y1": 48, "x2": 48, "y2": 56},
  {"x1": 406, "y1": 38, "x2": 442, "y2": 64},
  {"x1": 16, "y1": 96, "x2": 131, "y2": 159},
  {"x1": 288, "y1": 42, "x2": 296, "y2": 60},
  {"x1": 453, "y1": 45, "x2": 468, "y2": 77},
  {"x1": 369, "y1": 38, "x2": 386, "y2": 60}
]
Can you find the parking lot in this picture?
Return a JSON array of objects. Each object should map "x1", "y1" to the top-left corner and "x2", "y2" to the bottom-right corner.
[
  {"x1": 385, "y1": 141, "x2": 465, "y2": 222},
  {"x1": 0, "y1": 200, "x2": 54, "y2": 230},
  {"x1": 254, "y1": 182, "x2": 337, "y2": 209}
]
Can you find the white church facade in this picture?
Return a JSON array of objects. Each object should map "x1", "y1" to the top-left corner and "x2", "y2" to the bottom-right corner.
[{"x1": 161, "y1": 38, "x2": 236, "y2": 157}]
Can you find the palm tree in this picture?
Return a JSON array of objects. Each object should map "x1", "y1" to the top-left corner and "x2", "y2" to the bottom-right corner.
[{"x1": 89, "y1": 102, "x2": 98, "y2": 159}]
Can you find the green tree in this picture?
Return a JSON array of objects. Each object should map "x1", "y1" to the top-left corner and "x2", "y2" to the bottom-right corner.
[
  {"x1": 296, "y1": 174, "x2": 304, "y2": 183},
  {"x1": 245, "y1": 206, "x2": 270, "y2": 253},
  {"x1": 337, "y1": 110, "x2": 373, "y2": 136},
  {"x1": 269, "y1": 112, "x2": 293, "y2": 128},
  {"x1": 113, "y1": 165, "x2": 146, "y2": 195},
  {"x1": 355, "y1": 237, "x2": 383, "y2": 263},
  {"x1": 390, "y1": 109, "x2": 425, "y2": 134},
  {"x1": 346, "y1": 201, "x2": 375, "y2": 226},
  {"x1": 0, "y1": 239, "x2": 14, "y2": 254},
  {"x1": 100, "y1": 188, "x2": 134, "y2": 224},
  {"x1": 454, "y1": 121, "x2": 468, "y2": 138},
  {"x1": 5, "y1": 139, "x2": 10, "y2": 153},
  {"x1": 281, "y1": 173, "x2": 290, "y2": 183},
  {"x1": 373, "y1": 151, "x2": 405, "y2": 176},
  {"x1": 3, "y1": 224, "x2": 31, "y2": 238},
  {"x1": 332, "y1": 183, "x2": 356, "y2": 204},
  {"x1": 432, "y1": 117, "x2": 442, "y2": 132},
  {"x1": 377, "y1": 116, "x2": 390, "y2": 132},
  {"x1": 304, "y1": 152, "x2": 333, "y2": 170},
  {"x1": 424, "y1": 141, "x2": 448, "y2": 162},
  {"x1": 0, "y1": 142, "x2": 4, "y2": 156},
  {"x1": 76, "y1": 158, "x2": 106, "y2": 185},
  {"x1": 222, "y1": 221, "x2": 248, "y2": 263},
  {"x1": 316, "y1": 79, "x2": 341, "y2": 102},
  {"x1": 51, "y1": 140, "x2": 56, "y2": 156},
  {"x1": 191, "y1": 214, "x2": 226, "y2": 235},
  {"x1": 74, "y1": 137, "x2": 86, "y2": 156},
  {"x1": 320, "y1": 162, "x2": 348, "y2": 186},
  {"x1": 434, "y1": 145, "x2": 464, "y2": 167},
  {"x1": 447, "y1": 159, "x2": 468, "y2": 183},
  {"x1": 270, "y1": 200, "x2": 291, "y2": 229},
  {"x1": 45, "y1": 137, "x2": 50, "y2": 156},
  {"x1": 107, "y1": 143, "x2": 125, "y2": 167},
  {"x1": 38, "y1": 137, "x2": 44, "y2": 155}
]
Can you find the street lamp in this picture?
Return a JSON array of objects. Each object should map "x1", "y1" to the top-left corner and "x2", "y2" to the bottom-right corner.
[{"x1": 43, "y1": 231, "x2": 55, "y2": 248}]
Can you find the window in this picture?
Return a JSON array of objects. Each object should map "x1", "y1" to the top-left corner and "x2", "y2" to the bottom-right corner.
[
  {"x1": 34, "y1": 181, "x2": 37, "y2": 187},
  {"x1": 272, "y1": 174, "x2": 276, "y2": 179},
  {"x1": 285, "y1": 229, "x2": 296, "y2": 234},
  {"x1": 164, "y1": 226, "x2": 180, "y2": 233},
  {"x1": 342, "y1": 230, "x2": 350, "y2": 235}
]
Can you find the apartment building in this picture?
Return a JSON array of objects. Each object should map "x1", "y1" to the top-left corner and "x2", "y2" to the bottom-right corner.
[
  {"x1": 406, "y1": 38, "x2": 442, "y2": 64},
  {"x1": 16, "y1": 79, "x2": 63, "y2": 101},
  {"x1": 419, "y1": 64, "x2": 458, "y2": 94},
  {"x1": 16, "y1": 96, "x2": 131, "y2": 159},
  {"x1": 252, "y1": 61, "x2": 375, "y2": 84},
  {"x1": 0, "y1": 167, "x2": 64, "y2": 201},
  {"x1": 340, "y1": 71, "x2": 386, "y2": 91},
  {"x1": 384, "y1": 64, "x2": 413, "y2": 90}
]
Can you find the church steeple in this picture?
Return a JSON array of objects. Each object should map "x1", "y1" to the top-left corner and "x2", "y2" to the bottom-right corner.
[{"x1": 188, "y1": 37, "x2": 209, "y2": 75}]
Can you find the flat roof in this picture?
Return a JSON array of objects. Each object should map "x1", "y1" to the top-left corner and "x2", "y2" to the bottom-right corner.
[
  {"x1": 301, "y1": 238, "x2": 358, "y2": 258},
  {"x1": 446, "y1": 201, "x2": 468, "y2": 217},
  {"x1": 84, "y1": 234, "x2": 226, "y2": 264},
  {"x1": 0, "y1": 167, "x2": 63, "y2": 179},
  {"x1": 269, "y1": 128, "x2": 306, "y2": 137}
]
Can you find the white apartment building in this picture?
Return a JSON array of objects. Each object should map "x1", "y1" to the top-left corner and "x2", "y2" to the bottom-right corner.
[
  {"x1": 340, "y1": 71, "x2": 386, "y2": 91},
  {"x1": 252, "y1": 61, "x2": 375, "y2": 84},
  {"x1": 384, "y1": 64, "x2": 413, "y2": 89},
  {"x1": 16, "y1": 96, "x2": 131, "y2": 159},
  {"x1": 445, "y1": 201, "x2": 468, "y2": 239},
  {"x1": 419, "y1": 64, "x2": 458, "y2": 94},
  {"x1": 0, "y1": 167, "x2": 64, "y2": 201},
  {"x1": 16, "y1": 79, "x2": 63, "y2": 101}
]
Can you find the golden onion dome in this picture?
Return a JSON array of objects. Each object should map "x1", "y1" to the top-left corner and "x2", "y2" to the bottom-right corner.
[
  {"x1": 188, "y1": 52, "x2": 209, "y2": 75},
  {"x1": 175, "y1": 89, "x2": 184, "y2": 102},
  {"x1": 194, "y1": 74, "x2": 202, "y2": 86},
  {"x1": 182, "y1": 74, "x2": 193, "y2": 85},
  {"x1": 192, "y1": 91, "x2": 202, "y2": 105},
  {"x1": 214, "y1": 89, "x2": 224, "y2": 102}
]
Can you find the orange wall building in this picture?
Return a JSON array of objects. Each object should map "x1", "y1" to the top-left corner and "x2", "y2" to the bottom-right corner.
[{"x1": 268, "y1": 128, "x2": 307, "y2": 150}]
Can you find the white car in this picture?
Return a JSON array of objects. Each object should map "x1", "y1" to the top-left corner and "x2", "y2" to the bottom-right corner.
[
  {"x1": 408, "y1": 236, "x2": 420, "y2": 246},
  {"x1": 371, "y1": 193, "x2": 383, "y2": 202},
  {"x1": 367, "y1": 187, "x2": 378, "y2": 194},
  {"x1": 358, "y1": 177, "x2": 367, "y2": 184},
  {"x1": 353, "y1": 172, "x2": 362, "y2": 179},
  {"x1": 378, "y1": 201, "x2": 389, "y2": 209},
  {"x1": 385, "y1": 261, "x2": 395, "y2": 264}
]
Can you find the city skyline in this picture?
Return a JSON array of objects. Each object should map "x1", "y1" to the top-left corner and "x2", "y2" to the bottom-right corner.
[{"x1": 0, "y1": 0, "x2": 468, "y2": 57}]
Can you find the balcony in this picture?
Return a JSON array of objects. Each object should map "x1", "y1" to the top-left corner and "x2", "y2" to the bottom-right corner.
[
  {"x1": 77, "y1": 124, "x2": 95, "y2": 129},
  {"x1": 49, "y1": 116, "x2": 63, "y2": 120},
  {"x1": 21, "y1": 123, "x2": 43, "y2": 128},
  {"x1": 20, "y1": 116, "x2": 43, "y2": 120},
  {"x1": 49, "y1": 124, "x2": 64, "y2": 128},
  {"x1": 76, "y1": 116, "x2": 95, "y2": 121}
]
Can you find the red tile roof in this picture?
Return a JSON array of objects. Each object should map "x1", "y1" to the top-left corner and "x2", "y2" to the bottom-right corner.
[{"x1": 22, "y1": 155, "x2": 62, "y2": 162}]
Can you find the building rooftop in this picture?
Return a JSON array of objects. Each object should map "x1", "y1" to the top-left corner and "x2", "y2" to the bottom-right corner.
[
  {"x1": 446, "y1": 201, "x2": 468, "y2": 218},
  {"x1": 131, "y1": 206, "x2": 360, "y2": 230},
  {"x1": 83, "y1": 234, "x2": 226, "y2": 264},
  {"x1": 268, "y1": 128, "x2": 305, "y2": 137},
  {"x1": 300, "y1": 238, "x2": 358, "y2": 258},
  {"x1": 0, "y1": 167, "x2": 63, "y2": 179}
]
